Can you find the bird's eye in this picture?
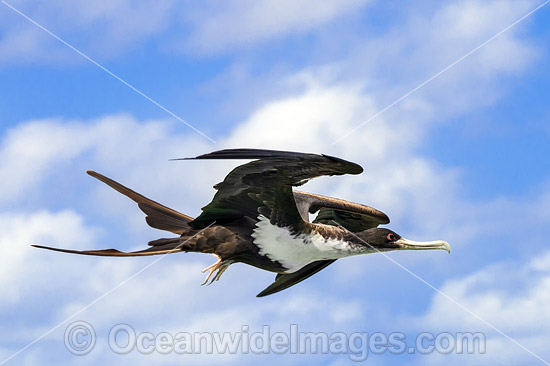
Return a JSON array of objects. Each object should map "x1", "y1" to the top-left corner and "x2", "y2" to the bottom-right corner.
[{"x1": 387, "y1": 233, "x2": 396, "y2": 241}]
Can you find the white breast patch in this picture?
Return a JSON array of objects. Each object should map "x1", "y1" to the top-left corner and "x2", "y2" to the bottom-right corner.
[{"x1": 251, "y1": 215, "x2": 362, "y2": 273}]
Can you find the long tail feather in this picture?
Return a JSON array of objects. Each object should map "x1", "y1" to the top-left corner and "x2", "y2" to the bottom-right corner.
[
  {"x1": 87, "y1": 170, "x2": 193, "y2": 235},
  {"x1": 31, "y1": 242, "x2": 184, "y2": 257}
]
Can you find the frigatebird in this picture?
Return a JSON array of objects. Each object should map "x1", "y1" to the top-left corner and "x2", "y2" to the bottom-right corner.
[{"x1": 34, "y1": 149, "x2": 450, "y2": 297}]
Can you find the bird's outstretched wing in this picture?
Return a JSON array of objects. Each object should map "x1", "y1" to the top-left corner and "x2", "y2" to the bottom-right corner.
[
  {"x1": 293, "y1": 191, "x2": 389, "y2": 228},
  {"x1": 257, "y1": 192, "x2": 389, "y2": 297},
  {"x1": 256, "y1": 259, "x2": 337, "y2": 297},
  {"x1": 181, "y1": 148, "x2": 363, "y2": 230}
]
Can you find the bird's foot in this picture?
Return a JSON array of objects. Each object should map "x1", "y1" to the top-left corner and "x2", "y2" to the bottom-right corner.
[{"x1": 201, "y1": 255, "x2": 233, "y2": 286}]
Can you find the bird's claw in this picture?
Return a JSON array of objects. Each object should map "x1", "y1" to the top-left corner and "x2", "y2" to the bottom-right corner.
[{"x1": 201, "y1": 256, "x2": 233, "y2": 286}]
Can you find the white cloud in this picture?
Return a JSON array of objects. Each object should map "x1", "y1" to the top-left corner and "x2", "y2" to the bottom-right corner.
[
  {"x1": 0, "y1": 24, "x2": 69, "y2": 64},
  {"x1": 0, "y1": 0, "x2": 176, "y2": 63},
  {"x1": 0, "y1": 119, "x2": 91, "y2": 203},
  {"x1": 0, "y1": 115, "x2": 210, "y2": 213},
  {"x1": 408, "y1": 0, "x2": 538, "y2": 76},
  {"x1": 0, "y1": 0, "x2": 540, "y2": 74},
  {"x1": 187, "y1": 0, "x2": 541, "y2": 151},
  {"x1": 433, "y1": 0, "x2": 537, "y2": 41},
  {"x1": 0, "y1": 210, "x2": 98, "y2": 306},
  {"x1": 181, "y1": 0, "x2": 369, "y2": 54},
  {"x1": 420, "y1": 255, "x2": 550, "y2": 331},
  {"x1": 1, "y1": 0, "x2": 369, "y2": 62},
  {"x1": 408, "y1": 251, "x2": 550, "y2": 364}
]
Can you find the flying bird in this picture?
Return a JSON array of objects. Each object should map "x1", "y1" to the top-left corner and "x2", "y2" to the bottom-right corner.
[{"x1": 34, "y1": 149, "x2": 450, "y2": 297}]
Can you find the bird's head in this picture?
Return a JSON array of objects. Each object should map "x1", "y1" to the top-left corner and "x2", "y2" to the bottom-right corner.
[{"x1": 352, "y1": 228, "x2": 450, "y2": 253}]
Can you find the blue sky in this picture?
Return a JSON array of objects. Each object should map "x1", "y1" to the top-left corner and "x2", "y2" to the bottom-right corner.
[{"x1": 1, "y1": 0, "x2": 550, "y2": 364}]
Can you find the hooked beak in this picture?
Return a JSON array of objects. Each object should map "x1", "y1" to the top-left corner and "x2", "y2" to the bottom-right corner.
[{"x1": 395, "y1": 238, "x2": 450, "y2": 253}]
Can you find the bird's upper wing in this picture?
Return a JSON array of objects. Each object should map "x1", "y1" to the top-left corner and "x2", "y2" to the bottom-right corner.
[
  {"x1": 182, "y1": 149, "x2": 363, "y2": 230},
  {"x1": 257, "y1": 192, "x2": 389, "y2": 297}
]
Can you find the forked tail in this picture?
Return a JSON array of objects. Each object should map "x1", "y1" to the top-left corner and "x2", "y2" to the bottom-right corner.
[{"x1": 33, "y1": 171, "x2": 195, "y2": 257}]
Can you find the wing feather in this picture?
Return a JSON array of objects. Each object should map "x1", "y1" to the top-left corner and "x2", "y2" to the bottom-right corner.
[
  {"x1": 180, "y1": 149, "x2": 363, "y2": 230},
  {"x1": 256, "y1": 260, "x2": 337, "y2": 297},
  {"x1": 293, "y1": 190, "x2": 389, "y2": 229}
]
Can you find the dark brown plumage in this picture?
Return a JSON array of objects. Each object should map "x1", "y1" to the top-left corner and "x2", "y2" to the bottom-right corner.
[{"x1": 34, "y1": 148, "x2": 449, "y2": 297}]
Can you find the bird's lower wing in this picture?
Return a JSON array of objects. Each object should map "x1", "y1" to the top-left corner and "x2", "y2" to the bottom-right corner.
[{"x1": 256, "y1": 259, "x2": 337, "y2": 297}]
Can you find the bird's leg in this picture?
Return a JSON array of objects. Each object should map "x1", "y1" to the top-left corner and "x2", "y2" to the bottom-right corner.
[
  {"x1": 201, "y1": 255, "x2": 233, "y2": 286},
  {"x1": 201, "y1": 256, "x2": 221, "y2": 285}
]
